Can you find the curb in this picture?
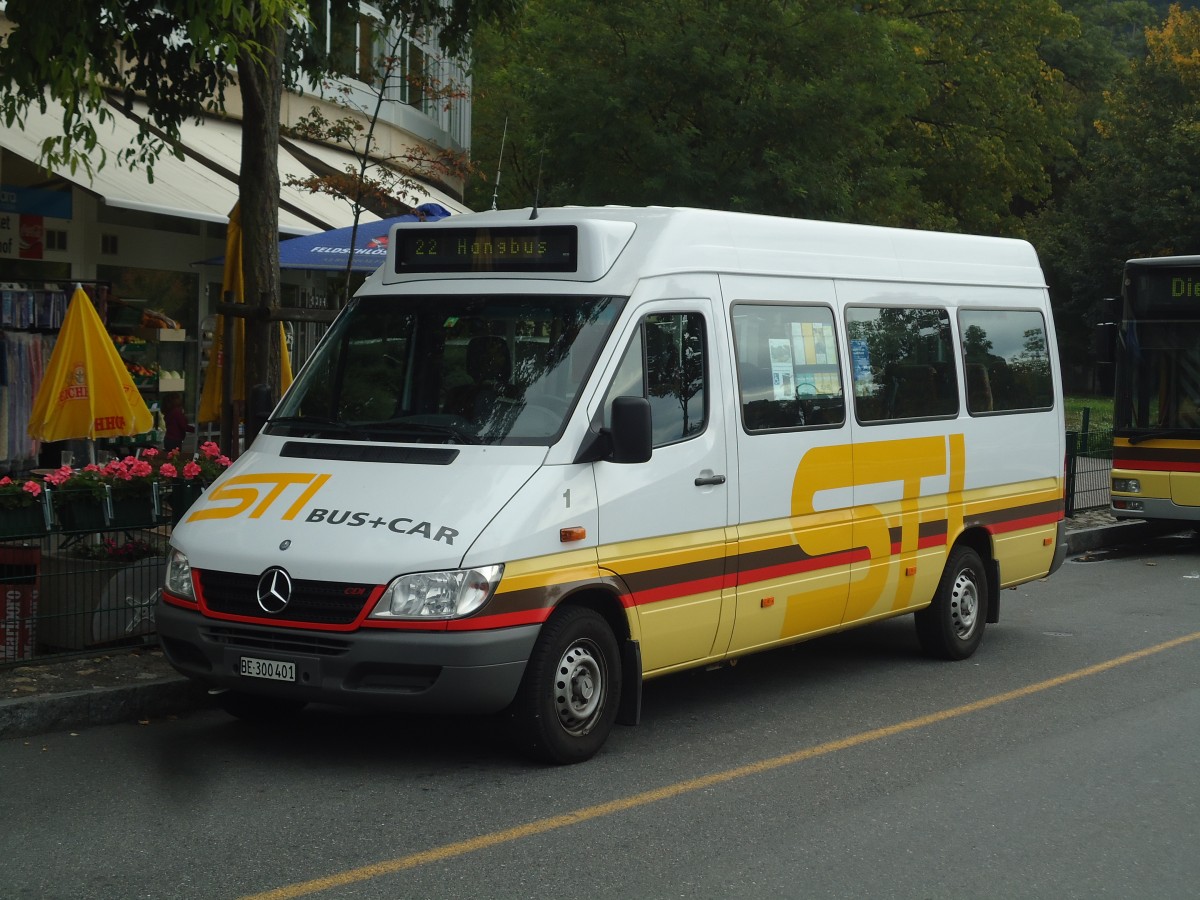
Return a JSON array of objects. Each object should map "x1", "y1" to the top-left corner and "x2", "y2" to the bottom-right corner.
[
  {"x1": 0, "y1": 677, "x2": 214, "y2": 740},
  {"x1": 1064, "y1": 518, "x2": 1179, "y2": 555}
]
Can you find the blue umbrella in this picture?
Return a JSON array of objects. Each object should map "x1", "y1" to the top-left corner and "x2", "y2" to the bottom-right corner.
[{"x1": 278, "y1": 203, "x2": 452, "y2": 271}]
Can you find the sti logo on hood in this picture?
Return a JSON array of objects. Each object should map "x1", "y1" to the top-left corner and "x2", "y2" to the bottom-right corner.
[{"x1": 184, "y1": 472, "x2": 459, "y2": 544}]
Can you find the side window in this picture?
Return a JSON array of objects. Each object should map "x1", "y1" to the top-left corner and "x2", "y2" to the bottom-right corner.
[
  {"x1": 603, "y1": 312, "x2": 707, "y2": 446},
  {"x1": 960, "y1": 309, "x2": 1054, "y2": 413},
  {"x1": 846, "y1": 306, "x2": 958, "y2": 423},
  {"x1": 732, "y1": 303, "x2": 845, "y2": 431}
]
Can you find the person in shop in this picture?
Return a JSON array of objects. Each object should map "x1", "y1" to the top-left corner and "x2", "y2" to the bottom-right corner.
[{"x1": 162, "y1": 393, "x2": 194, "y2": 452}]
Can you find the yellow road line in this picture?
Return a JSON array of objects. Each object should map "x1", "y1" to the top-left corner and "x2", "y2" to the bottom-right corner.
[{"x1": 243, "y1": 630, "x2": 1200, "y2": 900}]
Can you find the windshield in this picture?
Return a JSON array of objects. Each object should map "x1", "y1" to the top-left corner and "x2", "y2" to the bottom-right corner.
[
  {"x1": 269, "y1": 293, "x2": 623, "y2": 445},
  {"x1": 1114, "y1": 318, "x2": 1200, "y2": 439}
]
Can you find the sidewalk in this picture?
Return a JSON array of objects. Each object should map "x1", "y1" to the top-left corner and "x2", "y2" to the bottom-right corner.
[{"x1": 0, "y1": 511, "x2": 1174, "y2": 740}]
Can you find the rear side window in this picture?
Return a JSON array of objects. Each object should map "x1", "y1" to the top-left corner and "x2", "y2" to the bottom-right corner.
[
  {"x1": 732, "y1": 303, "x2": 845, "y2": 431},
  {"x1": 847, "y1": 307, "x2": 958, "y2": 423},
  {"x1": 959, "y1": 309, "x2": 1054, "y2": 413}
]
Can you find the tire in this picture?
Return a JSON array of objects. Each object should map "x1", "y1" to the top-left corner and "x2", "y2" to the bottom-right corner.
[
  {"x1": 915, "y1": 545, "x2": 988, "y2": 660},
  {"x1": 215, "y1": 690, "x2": 308, "y2": 722},
  {"x1": 513, "y1": 606, "x2": 622, "y2": 764}
]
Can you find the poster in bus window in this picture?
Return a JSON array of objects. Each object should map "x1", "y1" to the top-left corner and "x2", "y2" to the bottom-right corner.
[
  {"x1": 851, "y1": 339, "x2": 872, "y2": 392},
  {"x1": 769, "y1": 338, "x2": 794, "y2": 400}
]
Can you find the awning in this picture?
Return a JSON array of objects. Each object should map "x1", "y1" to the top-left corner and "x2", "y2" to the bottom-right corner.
[
  {"x1": 280, "y1": 138, "x2": 471, "y2": 216},
  {"x1": 277, "y1": 203, "x2": 452, "y2": 271},
  {"x1": 0, "y1": 99, "x2": 463, "y2": 235}
]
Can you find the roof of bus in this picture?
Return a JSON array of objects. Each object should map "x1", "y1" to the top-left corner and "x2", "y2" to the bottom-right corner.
[
  {"x1": 1126, "y1": 255, "x2": 1200, "y2": 267},
  {"x1": 379, "y1": 206, "x2": 1047, "y2": 289}
]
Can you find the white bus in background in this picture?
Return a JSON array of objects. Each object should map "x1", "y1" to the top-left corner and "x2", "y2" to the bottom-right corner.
[{"x1": 157, "y1": 206, "x2": 1067, "y2": 763}]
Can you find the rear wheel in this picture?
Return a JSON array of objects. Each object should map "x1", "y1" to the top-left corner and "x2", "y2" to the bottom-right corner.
[
  {"x1": 513, "y1": 606, "x2": 621, "y2": 764},
  {"x1": 915, "y1": 545, "x2": 988, "y2": 660}
]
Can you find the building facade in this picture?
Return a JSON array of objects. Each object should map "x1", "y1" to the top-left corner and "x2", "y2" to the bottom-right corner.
[{"x1": 0, "y1": 6, "x2": 472, "y2": 470}]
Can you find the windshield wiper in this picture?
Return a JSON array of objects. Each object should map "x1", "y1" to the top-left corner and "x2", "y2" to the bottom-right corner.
[
  {"x1": 267, "y1": 415, "x2": 364, "y2": 438},
  {"x1": 1128, "y1": 427, "x2": 1200, "y2": 445}
]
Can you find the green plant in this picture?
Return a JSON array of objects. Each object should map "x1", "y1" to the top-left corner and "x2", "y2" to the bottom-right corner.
[
  {"x1": 0, "y1": 475, "x2": 44, "y2": 510},
  {"x1": 1064, "y1": 395, "x2": 1113, "y2": 432}
]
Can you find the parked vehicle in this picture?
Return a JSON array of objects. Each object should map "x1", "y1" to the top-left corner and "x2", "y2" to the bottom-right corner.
[
  {"x1": 1110, "y1": 255, "x2": 1200, "y2": 527},
  {"x1": 157, "y1": 206, "x2": 1067, "y2": 763}
]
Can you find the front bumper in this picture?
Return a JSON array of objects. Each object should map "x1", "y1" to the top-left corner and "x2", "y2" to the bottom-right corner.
[{"x1": 156, "y1": 600, "x2": 539, "y2": 714}]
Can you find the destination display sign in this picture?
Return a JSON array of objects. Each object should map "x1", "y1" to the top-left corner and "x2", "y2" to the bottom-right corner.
[
  {"x1": 394, "y1": 226, "x2": 578, "y2": 274},
  {"x1": 1127, "y1": 263, "x2": 1200, "y2": 316}
]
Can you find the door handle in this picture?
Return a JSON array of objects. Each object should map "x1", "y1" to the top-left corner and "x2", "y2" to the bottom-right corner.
[{"x1": 694, "y1": 474, "x2": 726, "y2": 486}]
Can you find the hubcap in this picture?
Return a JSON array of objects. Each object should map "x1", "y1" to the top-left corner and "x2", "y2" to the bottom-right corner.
[
  {"x1": 950, "y1": 569, "x2": 979, "y2": 639},
  {"x1": 554, "y1": 639, "x2": 605, "y2": 737}
]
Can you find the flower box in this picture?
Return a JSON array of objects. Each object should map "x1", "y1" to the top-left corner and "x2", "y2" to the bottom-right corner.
[
  {"x1": 168, "y1": 481, "x2": 206, "y2": 525},
  {"x1": 0, "y1": 504, "x2": 49, "y2": 539},
  {"x1": 57, "y1": 496, "x2": 157, "y2": 532}
]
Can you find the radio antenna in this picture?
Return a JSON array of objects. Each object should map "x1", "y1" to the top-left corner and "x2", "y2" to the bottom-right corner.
[
  {"x1": 490, "y1": 117, "x2": 508, "y2": 211},
  {"x1": 530, "y1": 136, "x2": 547, "y2": 221}
]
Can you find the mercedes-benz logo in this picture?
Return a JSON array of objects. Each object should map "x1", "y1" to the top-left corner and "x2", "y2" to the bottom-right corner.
[{"x1": 256, "y1": 567, "x2": 293, "y2": 614}]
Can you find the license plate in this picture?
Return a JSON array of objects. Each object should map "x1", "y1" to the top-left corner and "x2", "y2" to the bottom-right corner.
[{"x1": 239, "y1": 656, "x2": 296, "y2": 682}]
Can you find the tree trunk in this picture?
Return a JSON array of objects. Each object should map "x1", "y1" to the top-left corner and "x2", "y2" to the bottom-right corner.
[{"x1": 237, "y1": 19, "x2": 285, "y2": 445}]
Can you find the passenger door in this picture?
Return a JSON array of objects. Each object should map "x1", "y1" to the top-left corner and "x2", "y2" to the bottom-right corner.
[
  {"x1": 593, "y1": 298, "x2": 733, "y2": 673},
  {"x1": 723, "y1": 281, "x2": 853, "y2": 656}
]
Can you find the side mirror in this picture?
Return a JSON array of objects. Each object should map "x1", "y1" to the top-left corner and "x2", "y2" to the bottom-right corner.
[
  {"x1": 609, "y1": 396, "x2": 652, "y2": 464},
  {"x1": 1092, "y1": 297, "x2": 1121, "y2": 365}
]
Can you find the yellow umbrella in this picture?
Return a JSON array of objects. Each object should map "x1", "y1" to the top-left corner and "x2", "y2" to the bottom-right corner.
[
  {"x1": 198, "y1": 203, "x2": 294, "y2": 424},
  {"x1": 27, "y1": 285, "x2": 153, "y2": 442}
]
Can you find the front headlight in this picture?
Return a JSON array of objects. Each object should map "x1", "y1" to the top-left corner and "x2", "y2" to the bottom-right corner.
[
  {"x1": 371, "y1": 565, "x2": 503, "y2": 620},
  {"x1": 165, "y1": 549, "x2": 196, "y2": 602}
]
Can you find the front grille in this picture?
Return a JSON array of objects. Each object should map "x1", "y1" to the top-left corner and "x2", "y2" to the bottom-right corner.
[
  {"x1": 199, "y1": 569, "x2": 375, "y2": 625},
  {"x1": 202, "y1": 624, "x2": 353, "y2": 656}
]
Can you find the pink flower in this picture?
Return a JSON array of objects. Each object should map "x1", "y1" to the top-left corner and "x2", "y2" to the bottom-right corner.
[
  {"x1": 42, "y1": 465, "x2": 74, "y2": 486},
  {"x1": 199, "y1": 441, "x2": 221, "y2": 459},
  {"x1": 0, "y1": 476, "x2": 10, "y2": 486},
  {"x1": 129, "y1": 460, "x2": 153, "y2": 478},
  {"x1": 22, "y1": 481, "x2": 42, "y2": 498},
  {"x1": 216, "y1": 456, "x2": 231, "y2": 468},
  {"x1": 142, "y1": 447, "x2": 159, "y2": 458},
  {"x1": 159, "y1": 463, "x2": 178, "y2": 479},
  {"x1": 183, "y1": 461, "x2": 202, "y2": 480}
]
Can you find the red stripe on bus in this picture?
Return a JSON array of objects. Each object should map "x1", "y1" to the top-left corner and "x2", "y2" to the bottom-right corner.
[
  {"x1": 446, "y1": 607, "x2": 551, "y2": 631},
  {"x1": 1113, "y1": 458, "x2": 1200, "y2": 472},
  {"x1": 985, "y1": 510, "x2": 1063, "y2": 535}
]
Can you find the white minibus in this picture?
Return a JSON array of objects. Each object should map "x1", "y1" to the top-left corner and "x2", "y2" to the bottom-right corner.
[{"x1": 158, "y1": 207, "x2": 1067, "y2": 763}]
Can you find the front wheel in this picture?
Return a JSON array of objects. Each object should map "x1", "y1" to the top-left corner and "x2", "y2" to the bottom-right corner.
[
  {"x1": 513, "y1": 606, "x2": 622, "y2": 764},
  {"x1": 915, "y1": 545, "x2": 988, "y2": 660}
]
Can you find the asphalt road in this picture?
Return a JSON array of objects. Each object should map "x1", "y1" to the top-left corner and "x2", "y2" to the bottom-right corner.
[{"x1": 1, "y1": 531, "x2": 1198, "y2": 900}]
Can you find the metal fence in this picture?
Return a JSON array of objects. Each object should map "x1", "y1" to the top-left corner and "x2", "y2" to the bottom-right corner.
[
  {"x1": 1066, "y1": 408, "x2": 1113, "y2": 517},
  {"x1": 2, "y1": 528, "x2": 168, "y2": 668}
]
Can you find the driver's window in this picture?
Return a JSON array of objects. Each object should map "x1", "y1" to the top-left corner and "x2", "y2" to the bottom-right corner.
[{"x1": 603, "y1": 312, "x2": 707, "y2": 447}]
